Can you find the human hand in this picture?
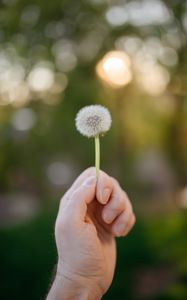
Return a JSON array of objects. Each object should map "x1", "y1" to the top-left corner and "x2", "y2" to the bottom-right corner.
[{"x1": 47, "y1": 167, "x2": 136, "y2": 300}]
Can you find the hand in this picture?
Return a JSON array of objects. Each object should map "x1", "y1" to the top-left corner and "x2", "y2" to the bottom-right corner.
[{"x1": 47, "y1": 167, "x2": 136, "y2": 300}]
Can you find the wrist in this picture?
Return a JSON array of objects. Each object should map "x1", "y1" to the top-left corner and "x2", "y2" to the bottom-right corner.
[{"x1": 54, "y1": 270, "x2": 103, "y2": 300}]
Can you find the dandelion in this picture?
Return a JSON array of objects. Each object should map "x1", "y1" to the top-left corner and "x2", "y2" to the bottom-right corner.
[{"x1": 75, "y1": 105, "x2": 112, "y2": 177}]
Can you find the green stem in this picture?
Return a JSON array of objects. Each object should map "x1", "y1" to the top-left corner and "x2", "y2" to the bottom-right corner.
[{"x1": 95, "y1": 135, "x2": 100, "y2": 178}]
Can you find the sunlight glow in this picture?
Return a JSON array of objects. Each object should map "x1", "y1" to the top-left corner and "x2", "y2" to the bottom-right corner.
[
  {"x1": 96, "y1": 51, "x2": 132, "y2": 88},
  {"x1": 11, "y1": 108, "x2": 36, "y2": 131},
  {"x1": 27, "y1": 65, "x2": 54, "y2": 92},
  {"x1": 105, "y1": 0, "x2": 172, "y2": 27},
  {"x1": 46, "y1": 161, "x2": 74, "y2": 187},
  {"x1": 136, "y1": 62, "x2": 170, "y2": 96}
]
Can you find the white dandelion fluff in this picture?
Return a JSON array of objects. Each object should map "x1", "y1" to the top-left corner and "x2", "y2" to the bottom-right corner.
[
  {"x1": 75, "y1": 105, "x2": 112, "y2": 177},
  {"x1": 75, "y1": 105, "x2": 112, "y2": 138}
]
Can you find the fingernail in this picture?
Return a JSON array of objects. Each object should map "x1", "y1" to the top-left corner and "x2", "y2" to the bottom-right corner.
[
  {"x1": 114, "y1": 223, "x2": 125, "y2": 236},
  {"x1": 104, "y1": 211, "x2": 114, "y2": 224},
  {"x1": 82, "y1": 176, "x2": 96, "y2": 187},
  {"x1": 102, "y1": 188, "x2": 110, "y2": 204}
]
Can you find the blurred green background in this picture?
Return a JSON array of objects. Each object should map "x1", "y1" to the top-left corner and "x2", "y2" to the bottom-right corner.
[{"x1": 0, "y1": 0, "x2": 187, "y2": 299}]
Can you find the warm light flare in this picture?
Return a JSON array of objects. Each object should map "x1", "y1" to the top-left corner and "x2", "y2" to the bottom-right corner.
[{"x1": 96, "y1": 50, "x2": 132, "y2": 88}]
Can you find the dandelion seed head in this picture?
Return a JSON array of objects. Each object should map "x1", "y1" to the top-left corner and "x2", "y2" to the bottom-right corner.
[{"x1": 75, "y1": 105, "x2": 112, "y2": 138}]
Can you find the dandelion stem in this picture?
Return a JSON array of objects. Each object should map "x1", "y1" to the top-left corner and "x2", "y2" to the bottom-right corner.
[{"x1": 95, "y1": 135, "x2": 100, "y2": 178}]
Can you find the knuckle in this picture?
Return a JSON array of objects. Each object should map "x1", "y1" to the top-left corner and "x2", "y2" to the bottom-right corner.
[
  {"x1": 113, "y1": 191, "x2": 126, "y2": 207},
  {"x1": 125, "y1": 201, "x2": 133, "y2": 214},
  {"x1": 110, "y1": 176, "x2": 120, "y2": 187},
  {"x1": 115, "y1": 195, "x2": 126, "y2": 211},
  {"x1": 123, "y1": 221, "x2": 132, "y2": 236},
  {"x1": 132, "y1": 213, "x2": 136, "y2": 225},
  {"x1": 111, "y1": 200, "x2": 124, "y2": 214},
  {"x1": 122, "y1": 191, "x2": 131, "y2": 206},
  {"x1": 123, "y1": 215, "x2": 136, "y2": 236}
]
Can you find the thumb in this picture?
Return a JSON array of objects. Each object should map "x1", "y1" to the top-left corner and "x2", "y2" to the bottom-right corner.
[{"x1": 66, "y1": 176, "x2": 96, "y2": 224}]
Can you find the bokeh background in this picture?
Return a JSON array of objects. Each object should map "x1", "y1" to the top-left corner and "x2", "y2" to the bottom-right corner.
[{"x1": 0, "y1": 0, "x2": 187, "y2": 299}]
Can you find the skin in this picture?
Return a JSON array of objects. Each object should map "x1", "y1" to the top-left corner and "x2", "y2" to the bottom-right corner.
[{"x1": 46, "y1": 167, "x2": 136, "y2": 300}]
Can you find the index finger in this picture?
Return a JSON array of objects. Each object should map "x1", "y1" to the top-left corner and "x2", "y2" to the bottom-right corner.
[
  {"x1": 96, "y1": 171, "x2": 114, "y2": 204},
  {"x1": 58, "y1": 167, "x2": 96, "y2": 211}
]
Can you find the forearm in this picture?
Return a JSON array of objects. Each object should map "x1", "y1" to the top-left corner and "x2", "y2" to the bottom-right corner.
[{"x1": 46, "y1": 274, "x2": 102, "y2": 300}]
